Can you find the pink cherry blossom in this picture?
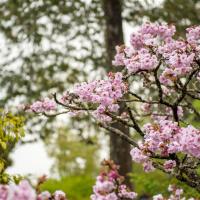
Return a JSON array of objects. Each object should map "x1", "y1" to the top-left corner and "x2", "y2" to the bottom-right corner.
[
  {"x1": 153, "y1": 194, "x2": 164, "y2": 200},
  {"x1": 130, "y1": 147, "x2": 148, "y2": 163},
  {"x1": 30, "y1": 98, "x2": 56, "y2": 113},
  {"x1": 73, "y1": 72, "x2": 127, "y2": 122},
  {"x1": 37, "y1": 191, "x2": 51, "y2": 200},
  {"x1": 53, "y1": 190, "x2": 66, "y2": 200},
  {"x1": 118, "y1": 185, "x2": 137, "y2": 199},
  {"x1": 6, "y1": 180, "x2": 36, "y2": 200},
  {"x1": 186, "y1": 26, "x2": 200, "y2": 46},
  {"x1": 91, "y1": 160, "x2": 137, "y2": 200},
  {"x1": 130, "y1": 23, "x2": 176, "y2": 49},
  {"x1": 163, "y1": 160, "x2": 176, "y2": 172},
  {"x1": 0, "y1": 185, "x2": 9, "y2": 200},
  {"x1": 0, "y1": 180, "x2": 67, "y2": 200},
  {"x1": 123, "y1": 48, "x2": 158, "y2": 73},
  {"x1": 27, "y1": 23, "x2": 200, "y2": 197}
]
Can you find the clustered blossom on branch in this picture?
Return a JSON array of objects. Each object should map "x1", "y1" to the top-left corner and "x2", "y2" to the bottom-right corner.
[
  {"x1": 29, "y1": 98, "x2": 57, "y2": 113},
  {"x1": 91, "y1": 160, "x2": 195, "y2": 200},
  {"x1": 186, "y1": 26, "x2": 200, "y2": 47},
  {"x1": 0, "y1": 180, "x2": 67, "y2": 200},
  {"x1": 113, "y1": 23, "x2": 199, "y2": 86},
  {"x1": 91, "y1": 160, "x2": 137, "y2": 200},
  {"x1": 153, "y1": 184, "x2": 195, "y2": 200},
  {"x1": 113, "y1": 47, "x2": 158, "y2": 73},
  {"x1": 27, "y1": 72, "x2": 127, "y2": 122},
  {"x1": 73, "y1": 72, "x2": 127, "y2": 122},
  {"x1": 131, "y1": 119, "x2": 200, "y2": 172},
  {"x1": 26, "y1": 22, "x2": 200, "y2": 191}
]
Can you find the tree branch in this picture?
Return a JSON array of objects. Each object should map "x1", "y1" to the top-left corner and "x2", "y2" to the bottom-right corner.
[{"x1": 99, "y1": 123, "x2": 138, "y2": 147}]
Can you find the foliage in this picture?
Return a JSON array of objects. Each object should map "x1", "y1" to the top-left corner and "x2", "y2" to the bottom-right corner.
[
  {"x1": 0, "y1": 110, "x2": 67, "y2": 199},
  {"x1": 0, "y1": 109, "x2": 24, "y2": 183},
  {"x1": 189, "y1": 99, "x2": 200, "y2": 127},
  {"x1": 127, "y1": 0, "x2": 200, "y2": 33},
  {"x1": 132, "y1": 163, "x2": 200, "y2": 199}
]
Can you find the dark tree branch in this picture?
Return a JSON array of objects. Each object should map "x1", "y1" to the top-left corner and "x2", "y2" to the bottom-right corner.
[
  {"x1": 127, "y1": 107, "x2": 144, "y2": 137},
  {"x1": 53, "y1": 93, "x2": 94, "y2": 111},
  {"x1": 175, "y1": 69, "x2": 199, "y2": 106},
  {"x1": 99, "y1": 122, "x2": 138, "y2": 147},
  {"x1": 43, "y1": 111, "x2": 69, "y2": 118},
  {"x1": 106, "y1": 112, "x2": 136, "y2": 129}
]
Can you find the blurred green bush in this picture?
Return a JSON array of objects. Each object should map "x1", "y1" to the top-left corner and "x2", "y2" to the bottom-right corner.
[
  {"x1": 131, "y1": 163, "x2": 200, "y2": 199},
  {"x1": 40, "y1": 175, "x2": 94, "y2": 200}
]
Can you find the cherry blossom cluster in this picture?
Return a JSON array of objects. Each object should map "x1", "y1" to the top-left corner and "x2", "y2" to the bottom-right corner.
[
  {"x1": 153, "y1": 184, "x2": 194, "y2": 200},
  {"x1": 130, "y1": 147, "x2": 155, "y2": 172},
  {"x1": 186, "y1": 26, "x2": 200, "y2": 47},
  {"x1": 91, "y1": 160, "x2": 137, "y2": 200},
  {"x1": 27, "y1": 24, "x2": 200, "y2": 123},
  {"x1": 91, "y1": 161, "x2": 195, "y2": 199},
  {"x1": 27, "y1": 72, "x2": 127, "y2": 122},
  {"x1": 73, "y1": 72, "x2": 127, "y2": 122},
  {"x1": 29, "y1": 98, "x2": 56, "y2": 113},
  {"x1": 113, "y1": 46, "x2": 158, "y2": 73},
  {"x1": 0, "y1": 180, "x2": 67, "y2": 200},
  {"x1": 130, "y1": 119, "x2": 200, "y2": 172},
  {"x1": 113, "y1": 23, "x2": 200, "y2": 86},
  {"x1": 129, "y1": 23, "x2": 176, "y2": 51}
]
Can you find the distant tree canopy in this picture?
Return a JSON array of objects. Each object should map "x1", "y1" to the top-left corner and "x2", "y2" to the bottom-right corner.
[
  {"x1": 0, "y1": 0, "x2": 104, "y2": 108},
  {"x1": 129, "y1": 0, "x2": 200, "y2": 33}
]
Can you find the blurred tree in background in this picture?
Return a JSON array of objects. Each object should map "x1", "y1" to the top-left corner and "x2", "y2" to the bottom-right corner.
[
  {"x1": 0, "y1": 0, "x2": 104, "y2": 107},
  {"x1": 129, "y1": 0, "x2": 200, "y2": 33}
]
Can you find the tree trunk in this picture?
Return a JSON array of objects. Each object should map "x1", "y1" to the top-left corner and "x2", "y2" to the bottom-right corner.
[{"x1": 102, "y1": 0, "x2": 132, "y2": 188}]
